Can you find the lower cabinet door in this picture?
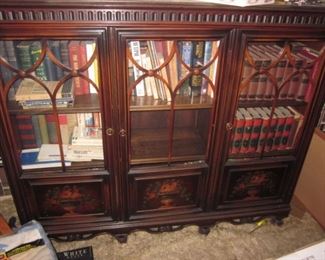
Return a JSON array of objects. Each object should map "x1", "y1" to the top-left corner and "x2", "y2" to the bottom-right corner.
[
  {"x1": 128, "y1": 166, "x2": 206, "y2": 219},
  {"x1": 28, "y1": 175, "x2": 111, "y2": 219},
  {"x1": 217, "y1": 161, "x2": 293, "y2": 209}
]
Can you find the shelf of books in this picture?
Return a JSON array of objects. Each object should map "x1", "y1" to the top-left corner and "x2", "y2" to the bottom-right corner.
[
  {"x1": 128, "y1": 39, "x2": 219, "y2": 164},
  {"x1": 0, "y1": 39, "x2": 104, "y2": 171},
  {"x1": 228, "y1": 41, "x2": 325, "y2": 160}
]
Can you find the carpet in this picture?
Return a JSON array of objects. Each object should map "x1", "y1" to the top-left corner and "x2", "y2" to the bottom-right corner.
[{"x1": 1, "y1": 195, "x2": 324, "y2": 260}]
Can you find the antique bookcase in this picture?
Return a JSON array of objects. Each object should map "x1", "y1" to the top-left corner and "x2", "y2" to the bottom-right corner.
[{"x1": 0, "y1": 0, "x2": 324, "y2": 242}]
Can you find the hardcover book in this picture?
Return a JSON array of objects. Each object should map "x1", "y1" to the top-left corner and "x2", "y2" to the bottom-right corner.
[{"x1": 57, "y1": 246, "x2": 93, "y2": 260}]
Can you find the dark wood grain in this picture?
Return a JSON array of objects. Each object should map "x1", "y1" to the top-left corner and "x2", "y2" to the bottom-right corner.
[{"x1": 0, "y1": 0, "x2": 324, "y2": 241}]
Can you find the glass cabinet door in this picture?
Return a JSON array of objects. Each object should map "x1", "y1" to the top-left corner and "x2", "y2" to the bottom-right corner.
[
  {"x1": 229, "y1": 40, "x2": 325, "y2": 158},
  {"x1": 0, "y1": 39, "x2": 104, "y2": 171},
  {"x1": 127, "y1": 39, "x2": 220, "y2": 165}
]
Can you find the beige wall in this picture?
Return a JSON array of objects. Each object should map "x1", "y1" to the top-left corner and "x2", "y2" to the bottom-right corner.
[{"x1": 294, "y1": 129, "x2": 325, "y2": 229}]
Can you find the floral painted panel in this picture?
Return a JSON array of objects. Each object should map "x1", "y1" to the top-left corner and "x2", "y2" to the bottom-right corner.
[
  {"x1": 226, "y1": 167, "x2": 285, "y2": 201},
  {"x1": 138, "y1": 176, "x2": 198, "y2": 211},
  {"x1": 34, "y1": 183, "x2": 104, "y2": 217}
]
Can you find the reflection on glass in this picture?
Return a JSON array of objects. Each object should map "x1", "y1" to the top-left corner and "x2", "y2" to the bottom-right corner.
[
  {"x1": 233, "y1": 41, "x2": 324, "y2": 158},
  {"x1": 130, "y1": 111, "x2": 169, "y2": 161},
  {"x1": 128, "y1": 40, "x2": 219, "y2": 107},
  {"x1": 0, "y1": 39, "x2": 102, "y2": 170},
  {"x1": 173, "y1": 109, "x2": 211, "y2": 157},
  {"x1": 127, "y1": 39, "x2": 219, "y2": 164}
]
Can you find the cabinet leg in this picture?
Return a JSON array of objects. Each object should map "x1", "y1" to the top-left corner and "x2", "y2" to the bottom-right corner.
[
  {"x1": 198, "y1": 225, "x2": 211, "y2": 235},
  {"x1": 270, "y1": 216, "x2": 285, "y2": 226},
  {"x1": 114, "y1": 233, "x2": 128, "y2": 243}
]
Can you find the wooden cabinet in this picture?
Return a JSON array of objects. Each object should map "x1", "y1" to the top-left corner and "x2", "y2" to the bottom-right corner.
[{"x1": 0, "y1": 1, "x2": 324, "y2": 242}]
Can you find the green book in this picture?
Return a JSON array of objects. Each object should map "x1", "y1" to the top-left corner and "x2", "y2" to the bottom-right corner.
[
  {"x1": 16, "y1": 41, "x2": 32, "y2": 70},
  {"x1": 30, "y1": 41, "x2": 48, "y2": 80}
]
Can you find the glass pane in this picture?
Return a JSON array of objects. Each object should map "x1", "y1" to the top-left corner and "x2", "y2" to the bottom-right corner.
[
  {"x1": 130, "y1": 111, "x2": 169, "y2": 162},
  {"x1": 232, "y1": 40, "x2": 324, "y2": 158},
  {"x1": 128, "y1": 39, "x2": 219, "y2": 164},
  {"x1": 173, "y1": 109, "x2": 211, "y2": 158},
  {"x1": 64, "y1": 112, "x2": 103, "y2": 165},
  {"x1": 1, "y1": 39, "x2": 102, "y2": 171}
]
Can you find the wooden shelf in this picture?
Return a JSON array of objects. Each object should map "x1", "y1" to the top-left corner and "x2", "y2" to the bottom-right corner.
[
  {"x1": 7, "y1": 94, "x2": 100, "y2": 115},
  {"x1": 130, "y1": 95, "x2": 213, "y2": 111},
  {"x1": 131, "y1": 127, "x2": 206, "y2": 162}
]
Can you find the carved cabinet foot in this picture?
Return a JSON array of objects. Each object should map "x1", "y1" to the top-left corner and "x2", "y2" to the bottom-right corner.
[
  {"x1": 198, "y1": 226, "x2": 211, "y2": 235},
  {"x1": 270, "y1": 216, "x2": 285, "y2": 226},
  {"x1": 114, "y1": 233, "x2": 128, "y2": 243}
]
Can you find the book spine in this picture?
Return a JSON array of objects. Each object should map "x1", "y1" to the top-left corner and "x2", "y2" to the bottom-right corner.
[
  {"x1": 229, "y1": 114, "x2": 238, "y2": 155},
  {"x1": 86, "y1": 41, "x2": 98, "y2": 93},
  {"x1": 16, "y1": 41, "x2": 32, "y2": 70},
  {"x1": 264, "y1": 116, "x2": 277, "y2": 153},
  {"x1": 239, "y1": 60, "x2": 253, "y2": 101},
  {"x1": 279, "y1": 61, "x2": 294, "y2": 100},
  {"x1": 44, "y1": 55, "x2": 57, "y2": 81},
  {"x1": 31, "y1": 115, "x2": 42, "y2": 147},
  {"x1": 178, "y1": 41, "x2": 193, "y2": 96},
  {"x1": 296, "y1": 72, "x2": 310, "y2": 101},
  {"x1": 79, "y1": 41, "x2": 90, "y2": 94},
  {"x1": 256, "y1": 117, "x2": 269, "y2": 154},
  {"x1": 0, "y1": 41, "x2": 14, "y2": 98},
  {"x1": 30, "y1": 41, "x2": 48, "y2": 81},
  {"x1": 246, "y1": 53, "x2": 262, "y2": 100},
  {"x1": 239, "y1": 113, "x2": 253, "y2": 154},
  {"x1": 230, "y1": 113, "x2": 245, "y2": 155},
  {"x1": 45, "y1": 114, "x2": 58, "y2": 144},
  {"x1": 59, "y1": 40, "x2": 70, "y2": 68},
  {"x1": 69, "y1": 41, "x2": 83, "y2": 96},
  {"x1": 16, "y1": 114, "x2": 37, "y2": 149},
  {"x1": 300, "y1": 48, "x2": 320, "y2": 103},
  {"x1": 59, "y1": 114, "x2": 69, "y2": 144},
  {"x1": 38, "y1": 115, "x2": 50, "y2": 144},
  {"x1": 190, "y1": 41, "x2": 205, "y2": 97},
  {"x1": 279, "y1": 115, "x2": 293, "y2": 150},
  {"x1": 130, "y1": 41, "x2": 145, "y2": 97},
  {"x1": 247, "y1": 116, "x2": 262, "y2": 153},
  {"x1": 50, "y1": 41, "x2": 64, "y2": 79},
  {"x1": 287, "y1": 57, "x2": 304, "y2": 100},
  {"x1": 272, "y1": 115, "x2": 286, "y2": 151}
]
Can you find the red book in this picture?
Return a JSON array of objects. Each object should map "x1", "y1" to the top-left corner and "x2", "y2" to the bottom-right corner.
[
  {"x1": 264, "y1": 44, "x2": 287, "y2": 98},
  {"x1": 278, "y1": 107, "x2": 294, "y2": 150},
  {"x1": 295, "y1": 54, "x2": 311, "y2": 101},
  {"x1": 249, "y1": 46, "x2": 271, "y2": 101},
  {"x1": 16, "y1": 114, "x2": 37, "y2": 149},
  {"x1": 229, "y1": 110, "x2": 244, "y2": 155},
  {"x1": 298, "y1": 47, "x2": 322, "y2": 102},
  {"x1": 287, "y1": 106, "x2": 304, "y2": 148},
  {"x1": 255, "y1": 107, "x2": 270, "y2": 154},
  {"x1": 239, "y1": 59, "x2": 253, "y2": 101},
  {"x1": 68, "y1": 41, "x2": 83, "y2": 96},
  {"x1": 246, "y1": 50, "x2": 262, "y2": 101},
  {"x1": 45, "y1": 114, "x2": 58, "y2": 144},
  {"x1": 255, "y1": 45, "x2": 277, "y2": 100},
  {"x1": 239, "y1": 108, "x2": 253, "y2": 153},
  {"x1": 287, "y1": 53, "x2": 304, "y2": 100},
  {"x1": 247, "y1": 107, "x2": 262, "y2": 153},
  {"x1": 272, "y1": 108, "x2": 286, "y2": 151},
  {"x1": 262, "y1": 107, "x2": 277, "y2": 153},
  {"x1": 79, "y1": 41, "x2": 90, "y2": 94}
]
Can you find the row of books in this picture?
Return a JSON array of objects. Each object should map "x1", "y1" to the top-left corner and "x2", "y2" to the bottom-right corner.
[
  {"x1": 15, "y1": 112, "x2": 102, "y2": 150},
  {"x1": 129, "y1": 40, "x2": 218, "y2": 102},
  {"x1": 317, "y1": 103, "x2": 325, "y2": 132},
  {"x1": 14, "y1": 78, "x2": 74, "y2": 109},
  {"x1": 229, "y1": 106, "x2": 303, "y2": 155},
  {"x1": 240, "y1": 43, "x2": 322, "y2": 102},
  {"x1": 0, "y1": 40, "x2": 99, "y2": 97}
]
